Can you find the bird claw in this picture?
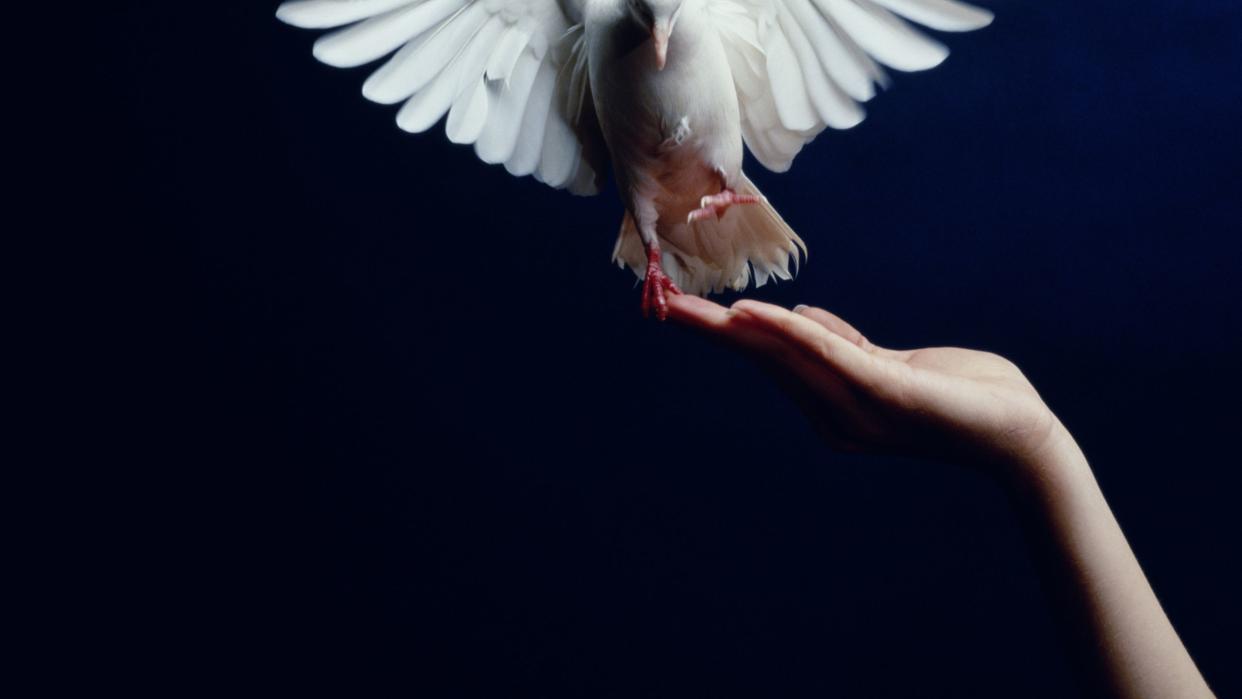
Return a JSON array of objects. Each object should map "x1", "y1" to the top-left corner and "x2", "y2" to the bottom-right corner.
[
  {"x1": 641, "y1": 250, "x2": 682, "y2": 321},
  {"x1": 686, "y1": 188, "x2": 765, "y2": 223}
]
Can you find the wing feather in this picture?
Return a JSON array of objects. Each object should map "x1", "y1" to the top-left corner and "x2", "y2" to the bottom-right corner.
[
  {"x1": 445, "y1": 17, "x2": 507, "y2": 143},
  {"x1": 536, "y1": 114, "x2": 579, "y2": 188},
  {"x1": 814, "y1": 0, "x2": 948, "y2": 72},
  {"x1": 505, "y1": 58, "x2": 556, "y2": 177},
  {"x1": 485, "y1": 25, "x2": 532, "y2": 82},
  {"x1": 784, "y1": 0, "x2": 874, "y2": 102},
  {"x1": 372, "y1": 3, "x2": 489, "y2": 100},
  {"x1": 711, "y1": 0, "x2": 991, "y2": 171},
  {"x1": 776, "y1": 3, "x2": 864, "y2": 129},
  {"x1": 276, "y1": 0, "x2": 421, "y2": 29},
  {"x1": 447, "y1": 78, "x2": 492, "y2": 144},
  {"x1": 395, "y1": 44, "x2": 470, "y2": 132},
  {"x1": 868, "y1": 0, "x2": 993, "y2": 32},
  {"x1": 760, "y1": 17, "x2": 819, "y2": 132},
  {"x1": 475, "y1": 51, "x2": 542, "y2": 163},
  {"x1": 312, "y1": 0, "x2": 468, "y2": 68},
  {"x1": 278, "y1": 0, "x2": 601, "y2": 195},
  {"x1": 362, "y1": 34, "x2": 434, "y2": 104}
]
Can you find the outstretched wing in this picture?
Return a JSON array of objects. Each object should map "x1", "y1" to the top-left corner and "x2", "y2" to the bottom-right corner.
[
  {"x1": 277, "y1": 0, "x2": 602, "y2": 195},
  {"x1": 708, "y1": 0, "x2": 992, "y2": 172}
]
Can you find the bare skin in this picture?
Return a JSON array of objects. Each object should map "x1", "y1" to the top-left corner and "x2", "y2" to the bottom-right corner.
[{"x1": 667, "y1": 294, "x2": 1215, "y2": 698}]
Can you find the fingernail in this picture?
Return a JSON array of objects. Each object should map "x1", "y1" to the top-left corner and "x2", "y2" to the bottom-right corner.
[{"x1": 793, "y1": 304, "x2": 809, "y2": 314}]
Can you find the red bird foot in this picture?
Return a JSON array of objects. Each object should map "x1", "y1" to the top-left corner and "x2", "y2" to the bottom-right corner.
[
  {"x1": 686, "y1": 189, "x2": 765, "y2": 223},
  {"x1": 641, "y1": 246, "x2": 682, "y2": 321}
]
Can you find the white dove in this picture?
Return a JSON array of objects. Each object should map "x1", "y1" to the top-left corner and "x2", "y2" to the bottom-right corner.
[{"x1": 277, "y1": 0, "x2": 992, "y2": 318}]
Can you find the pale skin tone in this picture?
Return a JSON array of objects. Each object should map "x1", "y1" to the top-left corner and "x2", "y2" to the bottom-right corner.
[{"x1": 667, "y1": 294, "x2": 1215, "y2": 698}]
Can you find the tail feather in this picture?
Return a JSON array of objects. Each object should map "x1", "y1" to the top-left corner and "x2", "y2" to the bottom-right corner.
[{"x1": 612, "y1": 174, "x2": 806, "y2": 295}]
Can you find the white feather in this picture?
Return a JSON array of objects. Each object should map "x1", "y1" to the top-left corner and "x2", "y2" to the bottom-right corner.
[
  {"x1": 777, "y1": 4, "x2": 864, "y2": 129},
  {"x1": 813, "y1": 0, "x2": 948, "y2": 72},
  {"x1": 276, "y1": 0, "x2": 419, "y2": 29},
  {"x1": 713, "y1": 0, "x2": 989, "y2": 173},
  {"x1": 505, "y1": 59, "x2": 556, "y2": 177},
  {"x1": 280, "y1": 0, "x2": 597, "y2": 191},
  {"x1": 445, "y1": 17, "x2": 507, "y2": 143},
  {"x1": 358, "y1": 2, "x2": 473, "y2": 102},
  {"x1": 485, "y1": 25, "x2": 532, "y2": 82},
  {"x1": 312, "y1": 0, "x2": 465, "y2": 68},
  {"x1": 784, "y1": 0, "x2": 875, "y2": 102},
  {"x1": 384, "y1": 3, "x2": 488, "y2": 94},
  {"x1": 475, "y1": 51, "x2": 542, "y2": 163},
  {"x1": 869, "y1": 0, "x2": 993, "y2": 31},
  {"x1": 360, "y1": 36, "x2": 428, "y2": 104},
  {"x1": 760, "y1": 18, "x2": 819, "y2": 132},
  {"x1": 447, "y1": 78, "x2": 491, "y2": 143},
  {"x1": 395, "y1": 52, "x2": 467, "y2": 133},
  {"x1": 535, "y1": 109, "x2": 578, "y2": 187}
]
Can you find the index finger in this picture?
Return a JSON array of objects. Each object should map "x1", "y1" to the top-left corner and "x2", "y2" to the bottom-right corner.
[{"x1": 665, "y1": 294, "x2": 788, "y2": 353}]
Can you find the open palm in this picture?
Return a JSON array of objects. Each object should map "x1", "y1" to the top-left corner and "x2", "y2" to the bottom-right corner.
[{"x1": 667, "y1": 296, "x2": 1063, "y2": 468}]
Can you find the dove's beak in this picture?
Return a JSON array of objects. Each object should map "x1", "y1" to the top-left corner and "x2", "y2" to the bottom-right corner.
[{"x1": 652, "y1": 20, "x2": 670, "y2": 71}]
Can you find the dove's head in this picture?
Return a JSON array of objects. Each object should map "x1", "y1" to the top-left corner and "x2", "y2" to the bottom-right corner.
[{"x1": 627, "y1": 0, "x2": 685, "y2": 70}]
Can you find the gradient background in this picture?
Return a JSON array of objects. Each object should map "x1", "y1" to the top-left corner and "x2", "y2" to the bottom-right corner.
[{"x1": 85, "y1": 0, "x2": 1241, "y2": 695}]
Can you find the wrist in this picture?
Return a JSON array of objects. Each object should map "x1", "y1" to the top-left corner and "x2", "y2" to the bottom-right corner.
[{"x1": 999, "y1": 419, "x2": 1093, "y2": 500}]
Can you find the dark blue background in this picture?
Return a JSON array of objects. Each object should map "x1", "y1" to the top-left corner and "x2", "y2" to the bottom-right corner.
[{"x1": 91, "y1": 1, "x2": 1240, "y2": 695}]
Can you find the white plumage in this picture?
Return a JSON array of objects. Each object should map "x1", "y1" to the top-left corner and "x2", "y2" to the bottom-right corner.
[{"x1": 277, "y1": 0, "x2": 992, "y2": 313}]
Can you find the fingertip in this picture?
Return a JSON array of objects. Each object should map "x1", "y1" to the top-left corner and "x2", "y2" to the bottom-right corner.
[{"x1": 729, "y1": 299, "x2": 791, "y2": 321}]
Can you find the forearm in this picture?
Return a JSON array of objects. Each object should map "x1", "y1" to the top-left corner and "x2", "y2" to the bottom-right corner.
[{"x1": 1007, "y1": 427, "x2": 1213, "y2": 698}]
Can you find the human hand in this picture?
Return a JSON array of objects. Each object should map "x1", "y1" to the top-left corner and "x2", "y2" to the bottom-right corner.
[
  {"x1": 667, "y1": 295, "x2": 1070, "y2": 472},
  {"x1": 668, "y1": 295, "x2": 1217, "y2": 696}
]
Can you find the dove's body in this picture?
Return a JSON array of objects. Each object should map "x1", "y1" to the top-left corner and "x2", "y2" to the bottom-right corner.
[
  {"x1": 276, "y1": 0, "x2": 994, "y2": 313},
  {"x1": 587, "y1": 0, "x2": 740, "y2": 236},
  {"x1": 587, "y1": 0, "x2": 805, "y2": 302}
]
